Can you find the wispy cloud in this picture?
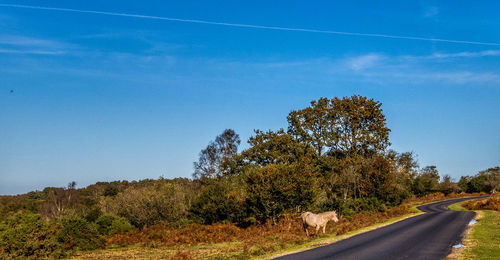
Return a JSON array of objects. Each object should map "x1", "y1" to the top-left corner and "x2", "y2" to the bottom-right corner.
[
  {"x1": 0, "y1": 35, "x2": 75, "y2": 55},
  {"x1": 362, "y1": 70, "x2": 500, "y2": 85},
  {"x1": 0, "y1": 35, "x2": 66, "y2": 48},
  {"x1": 0, "y1": 48, "x2": 64, "y2": 55},
  {"x1": 423, "y1": 6, "x2": 439, "y2": 18},
  {"x1": 345, "y1": 54, "x2": 383, "y2": 71},
  {"x1": 429, "y1": 50, "x2": 500, "y2": 58},
  {"x1": 399, "y1": 50, "x2": 500, "y2": 62}
]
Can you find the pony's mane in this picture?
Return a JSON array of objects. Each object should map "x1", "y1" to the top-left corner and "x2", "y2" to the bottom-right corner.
[
  {"x1": 318, "y1": 211, "x2": 337, "y2": 218},
  {"x1": 319, "y1": 210, "x2": 336, "y2": 215}
]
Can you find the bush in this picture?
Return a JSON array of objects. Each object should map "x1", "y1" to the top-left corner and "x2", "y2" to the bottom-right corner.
[
  {"x1": 169, "y1": 218, "x2": 194, "y2": 229},
  {"x1": 84, "y1": 207, "x2": 103, "y2": 223},
  {"x1": 56, "y1": 215, "x2": 105, "y2": 250},
  {"x1": 95, "y1": 214, "x2": 134, "y2": 235},
  {"x1": 104, "y1": 182, "x2": 191, "y2": 227},
  {"x1": 463, "y1": 197, "x2": 500, "y2": 211},
  {"x1": 0, "y1": 211, "x2": 64, "y2": 259},
  {"x1": 246, "y1": 160, "x2": 317, "y2": 223},
  {"x1": 189, "y1": 178, "x2": 247, "y2": 224},
  {"x1": 340, "y1": 197, "x2": 387, "y2": 216}
]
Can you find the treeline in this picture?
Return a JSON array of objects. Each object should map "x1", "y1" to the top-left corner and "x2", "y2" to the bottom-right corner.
[{"x1": 1, "y1": 96, "x2": 499, "y2": 259}]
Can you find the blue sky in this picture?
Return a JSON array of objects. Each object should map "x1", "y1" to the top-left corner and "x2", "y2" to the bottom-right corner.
[{"x1": 1, "y1": 1, "x2": 499, "y2": 195}]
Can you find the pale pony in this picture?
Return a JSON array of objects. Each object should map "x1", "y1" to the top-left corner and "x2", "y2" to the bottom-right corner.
[{"x1": 301, "y1": 211, "x2": 339, "y2": 236}]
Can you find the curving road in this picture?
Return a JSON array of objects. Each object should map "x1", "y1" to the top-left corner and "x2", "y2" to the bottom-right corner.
[{"x1": 275, "y1": 197, "x2": 487, "y2": 260}]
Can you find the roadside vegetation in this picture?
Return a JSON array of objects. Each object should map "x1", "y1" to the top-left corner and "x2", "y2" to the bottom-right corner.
[
  {"x1": 1, "y1": 96, "x2": 499, "y2": 259},
  {"x1": 448, "y1": 197, "x2": 500, "y2": 260}
]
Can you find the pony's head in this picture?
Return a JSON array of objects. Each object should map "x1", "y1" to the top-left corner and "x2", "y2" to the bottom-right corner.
[{"x1": 330, "y1": 211, "x2": 339, "y2": 222}]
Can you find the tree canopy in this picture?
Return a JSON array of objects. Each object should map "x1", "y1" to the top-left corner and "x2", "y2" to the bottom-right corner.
[{"x1": 287, "y1": 95, "x2": 390, "y2": 158}]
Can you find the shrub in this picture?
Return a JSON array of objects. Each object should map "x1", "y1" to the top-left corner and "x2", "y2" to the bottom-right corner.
[
  {"x1": 95, "y1": 214, "x2": 134, "y2": 235},
  {"x1": 104, "y1": 182, "x2": 191, "y2": 227},
  {"x1": 169, "y1": 218, "x2": 194, "y2": 229},
  {"x1": 463, "y1": 197, "x2": 500, "y2": 211},
  {"x1": 189, "y1": 178, "x2": 247, "y2": 224},
  {"x1": 246, "y1": 161, "x2": 317, "y2": 223},
  {"x1": 84, "y1": 207, "x2": 103, "y2": 223},
  {"x1": 340, "y1": 197, "x2": 387, "y2": 216},
  {"x1": 56, "y1": 215, "x2": 105, "y2": 250},
  {"x1": 0, "y1": 211, "x2": 64, "y2": 259}
]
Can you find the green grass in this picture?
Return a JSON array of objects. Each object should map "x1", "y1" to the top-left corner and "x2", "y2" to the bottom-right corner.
[
  {"x1": 447, "y1": 200, "x2": 470, "y2": 211},
  {"x1": 461, "y1": 210, "x2": 500, "y2": 259},
  {"x1": 448, "y1": 200, "x2": 500, "y2": 260}
]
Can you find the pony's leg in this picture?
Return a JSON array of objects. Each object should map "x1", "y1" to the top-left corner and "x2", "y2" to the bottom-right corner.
[
  {"x1": 315, "y1": 225, "x2": 320, "y2": 235},
  {"x1": 304, "y1": 224, "x2": 309, "y2": 237},
  {"x1": 323, "y1": 223, "x2": 327, "y2": 234}
]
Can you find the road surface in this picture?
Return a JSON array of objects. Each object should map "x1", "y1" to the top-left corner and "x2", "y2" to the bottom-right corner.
[{"x1": 275, "y1": 197, "x2": 485, "y2": 260}]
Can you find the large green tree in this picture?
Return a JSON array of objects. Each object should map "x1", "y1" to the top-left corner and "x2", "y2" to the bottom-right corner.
[{"x1": 287, "y1": 95, "x2": 390, "y2": 158}]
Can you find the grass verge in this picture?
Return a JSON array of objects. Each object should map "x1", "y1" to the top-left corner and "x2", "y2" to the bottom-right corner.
[
  {"x1": 460, "y1": 210, "x2": 500, "y2": 259},
  {"x1": 447, "y1": 201, "x2": 469, "y2": 211},
  {"x1": 448, "y1": 199, "x2": 500, "y2": 260}
]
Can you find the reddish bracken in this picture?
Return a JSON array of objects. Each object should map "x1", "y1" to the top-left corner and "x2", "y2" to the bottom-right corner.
[
  {"x1": 107, "y1": 205, "x2": 410, "y2": 247},
  {"x1": 463, "y1": 197, "x2": 500, "y2": 211}
]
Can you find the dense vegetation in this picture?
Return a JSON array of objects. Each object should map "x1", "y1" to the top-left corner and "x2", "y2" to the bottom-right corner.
[{"x1": 1, "y1": 96, "x2": 498, "y2": 259}]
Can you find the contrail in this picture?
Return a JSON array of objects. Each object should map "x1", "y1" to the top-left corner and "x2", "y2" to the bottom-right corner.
[{"x1": 1, "y1": 3, "x2": 499, "y2": 46}]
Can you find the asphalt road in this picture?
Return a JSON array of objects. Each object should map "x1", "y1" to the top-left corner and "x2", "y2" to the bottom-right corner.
[{"x1": 275, "y1": 196, "x2": 487, "y2": 260}]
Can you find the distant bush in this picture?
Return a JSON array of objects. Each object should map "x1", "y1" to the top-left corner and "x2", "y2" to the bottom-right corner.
[
  {"x1": 168, "y1": 218, "x2": 194, "y2": 229},
  {"x1": 103, "y1": 184, "x2": 119, "y2": 197},
  {"x1": 340, "y1": 197, "x2": 387, "y2": 217},
  {"x1": 0, "y1": 211, "x2": 64, "y2": 259},
  {"x1": 56, "y1": 215, "x2": 105, "y2": 250},
  {"x1": 0, "y1": 194, "x2": 43, "y2": 221},
  {"x1": 84, "y1": 207, "x2": 103, "y2": 223},
  {"x1": 411, "y1": 166, "x2": 440, "y2": 196},
  {"x1": 189, "y1": 178, "x2": 247, "y2": 225},
  {"x1": 104, "y1": 182, "x2": 192, "y2": 227},
  {"x1": 95, "y1": 214, "x2": 134, "y2": 235}
]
